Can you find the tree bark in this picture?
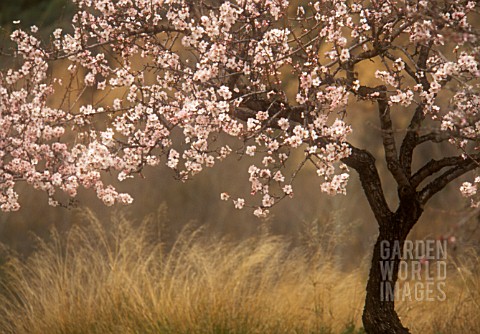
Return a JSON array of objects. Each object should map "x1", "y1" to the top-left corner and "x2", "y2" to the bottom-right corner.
[{"x1": 362, "y1": 202, "x2": 422, "y2": 334}]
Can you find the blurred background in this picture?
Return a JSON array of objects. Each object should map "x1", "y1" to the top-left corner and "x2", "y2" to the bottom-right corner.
[{"x1": 0, "y1": 0, "x2": 479, "y2": 266}]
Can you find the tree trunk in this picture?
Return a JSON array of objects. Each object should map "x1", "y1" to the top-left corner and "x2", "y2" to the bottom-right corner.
[{"x1": 362, "y1": 211, "x2": 419, "y2": 334}]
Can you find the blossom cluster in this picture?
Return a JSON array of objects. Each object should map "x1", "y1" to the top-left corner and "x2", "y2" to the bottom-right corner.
[
  {"x1": 461, "y1": 177, "x2": 480, "y2": 207},
  {"x1": 0, "y1": 0, "x2": 479, "y2": 213}
]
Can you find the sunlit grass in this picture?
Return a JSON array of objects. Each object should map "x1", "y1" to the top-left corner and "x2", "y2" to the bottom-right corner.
[
  {"x1": 0, "y1": 208, "x2": 478, "y2": 334},
  {"x1": 397, "y1": 250, "x2": 480, "y2": 334}
]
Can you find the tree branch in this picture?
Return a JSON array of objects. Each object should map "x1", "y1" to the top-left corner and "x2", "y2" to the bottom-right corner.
[
  {"x1": 416, "y1": 131, "x2": 450, "y2": 144},
  {"x1": 51, "y1": 24, "x2": 189, "y2": 60},
  {"x1": 398, "y1": 44, "x2": 431, "y2": 176},
  {"x1": 376, "y1": 85, "x2": 410, "y2": 188},
  {"x1": 342, "y1": 146, "x2": 393, "y2": 225},
  {"x1": 233, "y1": 100, "x2": 306, "y2": 124},
  {"x1": 356, "y1": 85, "x2": 411, "y2": 192},
  {"x1": 410, "y1": 155, "x2": 479, "y2": 188},
  {"x1": 417, "y1": 130, "x2": 477, "y2": 145},
  {"x1": 419, "y1": 157, "x2": 479, "y2": 204}
]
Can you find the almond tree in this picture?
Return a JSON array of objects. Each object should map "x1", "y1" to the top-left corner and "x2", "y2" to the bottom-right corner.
[{"x1": 1, "y1": 0, "x2": 479, "y2": 332}]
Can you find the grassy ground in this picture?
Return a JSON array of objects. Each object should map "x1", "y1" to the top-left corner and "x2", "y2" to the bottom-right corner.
[{"x1": 0, "y1": 209, "x2": 478, "y2": 334}]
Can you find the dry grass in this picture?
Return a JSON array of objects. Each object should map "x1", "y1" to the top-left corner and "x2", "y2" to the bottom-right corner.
[
  {"x1": 397, "y1": 251, "x2": 480, "y2": 334},
  {"x1": 0, "y1": 209, "x2": 365, "y2": 334},
  {"x1": 0, "y1": 209, "x2": 478, "y2": 334}
]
